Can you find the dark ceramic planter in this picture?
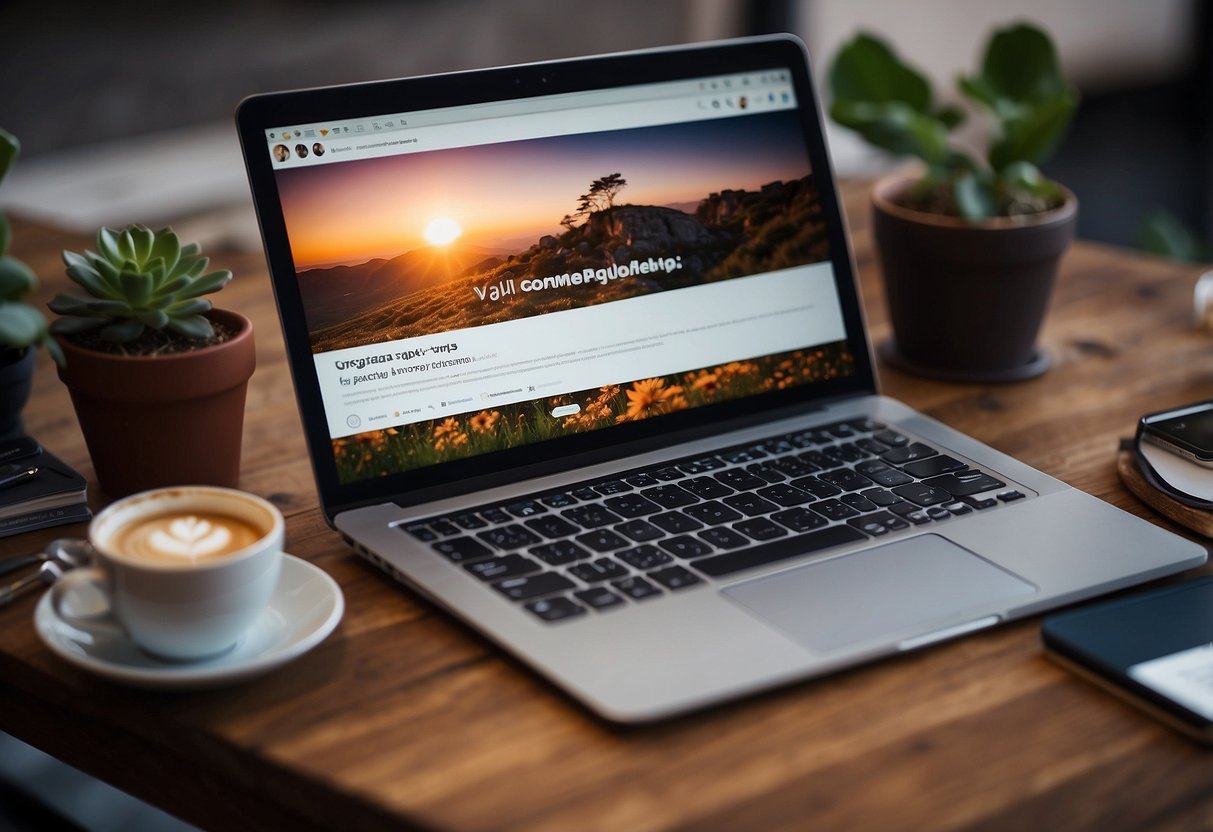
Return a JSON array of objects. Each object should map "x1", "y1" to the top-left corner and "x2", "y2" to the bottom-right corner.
[
  {"x1": 56, "y1": 309, "x2": 256, "y2": 498},
  {"x1": 871, "y1": 175, "x2": 1078, "y2": 383},
  {"x1": 0, "y1": 346, "x2": 35, "y2": 441}
]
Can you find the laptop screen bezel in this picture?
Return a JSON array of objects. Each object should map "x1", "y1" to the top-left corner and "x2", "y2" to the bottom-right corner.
[{"x1": 235, "y1": 34, "x2": 877, "y2": 520}]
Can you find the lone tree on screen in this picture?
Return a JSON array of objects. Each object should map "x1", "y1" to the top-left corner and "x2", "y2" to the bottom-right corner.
[{"x1": 565, "y1": 172, "x2": 629, "y2": 228}]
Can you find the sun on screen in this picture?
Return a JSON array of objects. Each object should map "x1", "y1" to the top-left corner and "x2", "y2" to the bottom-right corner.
[{"x1": 423, "y1": 217, "x2": 462, "y2": 246}]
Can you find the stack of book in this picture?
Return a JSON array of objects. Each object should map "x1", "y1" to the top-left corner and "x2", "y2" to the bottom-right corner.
[{"x1": 0, "y1": 437, "x2": 90, "y2": 538}]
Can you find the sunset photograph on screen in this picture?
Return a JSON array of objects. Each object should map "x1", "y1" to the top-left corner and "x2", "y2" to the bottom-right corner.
[{"x1": 274, "y1": 111, "x2": 834, "y2": 352}]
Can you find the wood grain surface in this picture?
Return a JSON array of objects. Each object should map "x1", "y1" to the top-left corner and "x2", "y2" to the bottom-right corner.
[{"x1": 2, "y1": 182, "x2": 1212, "y2": 831}]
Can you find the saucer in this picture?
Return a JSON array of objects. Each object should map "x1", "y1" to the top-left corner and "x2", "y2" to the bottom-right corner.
[{"x1": 34, "y1": 554, "x2": 344, "y2": 690}]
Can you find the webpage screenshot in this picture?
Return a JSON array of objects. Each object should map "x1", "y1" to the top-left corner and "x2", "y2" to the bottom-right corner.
[{"x1": 268, "y1": 69, "x2": 856, "y2": 484}]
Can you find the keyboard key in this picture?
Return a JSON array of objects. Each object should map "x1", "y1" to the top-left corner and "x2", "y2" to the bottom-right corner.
[
  {"x1": 809, "y1": 499, "x2": 861, "y2": 521},
  {"x1": 901, "y1": 455, "x2": 967, "y2": 478},
  {"x1": 855, "y1": 437, "x2": 891, "y2": 455},
  {"x1": 903, "y1": 510, "x2": 933, "y2": 525},
  {"x1": 860, "y1": 487, "x2": 900, "y2": 506},
  {"x1": 734, "y1": 517, "x2": 788, "y2": 541},
  {"x1": 570, "y1": 487, "x2": 599, "y2": 501},
  {"x1": 723, "y1": 492, "x2": 780, "y2": 517},
  {"x1": 429, "y1": 520, "x2": 461, "y2": 536},
  {"x1": 642, "y1": 484, "x2": 699, "y2": 509},
  {"x1": 758, "y1": 484, "x2": 816, "y2": 506},
  {"x1": 563, "y1": 504, "x2": 624, "y2": 529},
  {"x1": 653, "y1": 466, "x2": 685, "y2": 481},
  {"x1": 926, "y1": 506, "x2": 951, "y2": 520},
  {"x1": 624, "y1": 472, "x2": 661, "y2": 488},
  {"x1": 477, "y1": 524, "x2": 543, "y2": 550},
  {"x1": 505, "y1": 499, "x2": 547, "y2": 518},
  {"x1": 480, "y1": 507, "x2": 512, "y2": 524},
  {"x1": 575, "y1": 587, "x2": 625, "y2": 610},
  {"x1": 679, "y1": 456, "x2": 725, "y2": 474},
  {"x1": 817, "y1": 468, "x2": 874, "y2": 492},
  {"x1": 841, "y1": 493, "x2": 879, "y2": 512},
  {"x1": 570, "y1": 558, "x2": 629, "y2": 583},
  {"x1": 684, "y1": 501, "x2": 743, "y2": 525},
  {"x1": 695, "y1": 525, "x2": 868, "y2": 577},
  {"x1": 771, "y1": 507, "x2": 828, "y2": 532},
  {"x1": 648, "y1": 565, "x2": 703, "y2": 591},
  {"x1": 612, "y1": 576, "x2": 663, "y2": 600},
  {"x1": 617, "y1": 545, "x2": 673, "y2": 570},
  {"x1": 616, "y1": 519, "x2": 665, "y2": 542},
  {"x1": 466, "y1": 555, "x2": 541, "y2": 581},
  {"x1": 604, "y1": 493, "x2": 662, "y2": 517},
  {"x1": 848, "y1": 510, "x2": 910, "y2": 532},
  {"x1": 524, "y1": 515, "x2": 580, "y2": 539},
  {"x1": 659, "y1": 535, "x2": 715, "y2": 559},
  {"x1": 882, "y1": 442, "x2": 937, "y2": 464},
  {"x1": 402, "y1": 523, "x2": 437, "y2": 542},
  {"x1": 433, "y1": 537, "x2": 493, "y2": 562},
  {"x1": 576, "y1": 529, "x2": 630, "y2": 552},
  {"x1": 715, "y1": 469, "x2": 769, "y2": 491},
  {"x1": 529, "y1": 540, "x2": 591, "y2": 565},
  {"x1": 524, "y1": 596, "x2": 586, "y2": 622},
  {"x1": 746, "y1": 462, "x2": 786, "y2": 483},
  {"x1": 451, "y1": 513, "x2": 488, "y2": 530},
  {"x1": 997, "y1": 490, "x2": 1026, "y2": 502},
  {"x1": 540, "y1": 492, "x2": 578, "y2": 508},
  {"x1": 786, "y1": 477, "x2": 843, "y2": 499},
  {"x1": 494, "y1": 571, "x2": 576, "y2": 600},
  {"x1": 874, "y1": 429, "x2": 909, "y2": 447},
  {"x1": 943, "y1": 501, "x2": 973, "y2": 516},
  {"x1": 650, "y1": 511, "x2": 704, "y2": 534},
  {"x1": 822, "y1": 444, "x2": 867, "y2": 463},
  {"x1": 845, "y1": 418, "x2": 884, "y2": 432},
  {"x1": 770, "y1": 457, "x2": 818, "y2": 478},
  {"x1": 849, "y1": 518, "x2": 890, "y2": 536},
  {"x1": 923, "y1": 471, "x2": 1006, "y2": 497},
  {"x1": 593, "y1": 479, "x2": 632, "y2": 495},
  {"x1": 720, "y1": 448, "x2": 766, "y2": 464},
  {"x1": 681, "y1": 476, "x2": 734, "y2": 500},
  {"x1": 698, "y1": 527, "x2": 750, "y2": 549},
  {"x1": 855, "y1": 460, "x2": 913, "y2": 487},
  {"x1": 890, "y1": 482, "x2": 953, "y2": 507},
  {"x1": 962, "y1": 494, "x2": 998, "y2": 510}
]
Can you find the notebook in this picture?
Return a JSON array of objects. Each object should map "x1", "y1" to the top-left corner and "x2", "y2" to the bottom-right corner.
[{"x1": 236, "y1": 34, "x2": 1206, "y2": 722}]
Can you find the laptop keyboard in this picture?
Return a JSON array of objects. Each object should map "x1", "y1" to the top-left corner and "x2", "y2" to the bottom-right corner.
[{"x1": 398, "y1": 418, "x2": 1027, "y2": 623}]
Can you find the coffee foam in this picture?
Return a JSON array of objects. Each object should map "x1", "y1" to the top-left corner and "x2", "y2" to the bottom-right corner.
[{"x1": 110, "y1": 511, "x2": 262, "y2": 565}]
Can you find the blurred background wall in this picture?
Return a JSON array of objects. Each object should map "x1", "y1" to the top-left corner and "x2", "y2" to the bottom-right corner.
[{"x1": 2, "y1": 0, "x2": 1210, "y2": 252}]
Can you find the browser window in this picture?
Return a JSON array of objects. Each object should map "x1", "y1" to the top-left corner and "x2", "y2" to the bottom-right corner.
[{"x1": 268, "y1": 68, "x2": 856, "y2": 484}]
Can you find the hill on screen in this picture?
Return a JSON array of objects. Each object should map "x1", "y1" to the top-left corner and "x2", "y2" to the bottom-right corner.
[{"x1": 297, "y1": 244, "x2": 509, "y2": 330}]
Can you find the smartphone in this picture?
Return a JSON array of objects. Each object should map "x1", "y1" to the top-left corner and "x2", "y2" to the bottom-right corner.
[
  {"x1": 1042, "y1": 577, "x2": 1213, "y2": 746},
  {"x1": 1140, "y1": 401, "x2": 1213, "y2": 467}
]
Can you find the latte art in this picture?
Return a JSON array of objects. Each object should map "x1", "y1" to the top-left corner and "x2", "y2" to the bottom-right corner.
[{"x1": 109, "y1": 511, "x2": 262, "y2": 565}]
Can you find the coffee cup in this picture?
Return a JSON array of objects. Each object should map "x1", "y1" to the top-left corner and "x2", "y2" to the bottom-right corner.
[{"x1": 52, "y1": 486, "x2": 284, "y2": 661}]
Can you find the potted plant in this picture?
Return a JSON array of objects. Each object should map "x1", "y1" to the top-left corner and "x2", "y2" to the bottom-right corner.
[
  {"x1": 0, "y1": 128, "x2": 63, "y2": 439},
  {"x1": 829, "y1": 22, "x2": 1079, "y2": 382},
  {"x1": 49, "y1": 225, "x2": 255, "y2": 497}
]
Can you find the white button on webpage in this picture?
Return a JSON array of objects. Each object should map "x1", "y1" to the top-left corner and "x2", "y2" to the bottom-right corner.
[{"x1": 551, "y1": 405, "x2": 581, "y2": 418}]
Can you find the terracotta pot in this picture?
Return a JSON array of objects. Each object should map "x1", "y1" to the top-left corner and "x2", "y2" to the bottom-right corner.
[
  {"x1": 56, "y1": 309, "x2": 255, "y2": 497},
  {"x1": 871, "y1": 174, "x2": 1078, "y2": 382},
  {"x1": 0, "y1": 346, "x2": 35, "y2": 441}
]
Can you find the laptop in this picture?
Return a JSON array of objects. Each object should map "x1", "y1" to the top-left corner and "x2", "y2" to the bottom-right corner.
[{"x1": 236, "y1": 34, "x2": 1206, "y2": 723}]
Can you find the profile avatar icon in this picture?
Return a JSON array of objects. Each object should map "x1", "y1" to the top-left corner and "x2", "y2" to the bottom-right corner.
[
  {"x1": 312, "y1": 142, "x2": 325, "y2": 157},
  {"x1": 295, "y1": 143, "x2": 309, "y2": 159},
  {"x1": 273, "y1": 144, "x2": 290, "y2": 162}
]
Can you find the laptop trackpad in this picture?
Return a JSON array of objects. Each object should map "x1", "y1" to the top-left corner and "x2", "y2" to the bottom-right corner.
[{"x1": 723, "y1": 534, "x2": 1037, "y2": 654}]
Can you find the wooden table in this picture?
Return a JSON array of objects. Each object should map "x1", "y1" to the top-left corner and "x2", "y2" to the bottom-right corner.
[{"x1": 3, "y1": 183, "x2": 1212, "y2": 831}]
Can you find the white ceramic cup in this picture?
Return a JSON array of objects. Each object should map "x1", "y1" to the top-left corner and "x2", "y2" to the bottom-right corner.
[{"x1": 52, "y1": 486, "x2": 284, "y2": 661}]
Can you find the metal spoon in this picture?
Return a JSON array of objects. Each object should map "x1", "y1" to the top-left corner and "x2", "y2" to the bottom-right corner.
[
  {"x1": 0, "y1": 538, "x2": 94, "y2": 578},
  {"x1": 0, "y1": 560, "x2": 65, "y2": 607}
]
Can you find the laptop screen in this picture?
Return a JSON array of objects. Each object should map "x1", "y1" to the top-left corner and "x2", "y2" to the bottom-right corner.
[{"x1": 239, "y1": 38, "x2": 875, "y2": 508}]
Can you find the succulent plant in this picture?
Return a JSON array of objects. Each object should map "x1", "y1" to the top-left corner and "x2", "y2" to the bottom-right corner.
[
  {"x1": 0, "y1": 128, "x2": 62, "y2": 365},
  {"x1": 51, "y1": 226, "x2": 232, "y2": 344},
  {"x1": 828, "y1": 22, "x2": 1078, "y2": 220}
]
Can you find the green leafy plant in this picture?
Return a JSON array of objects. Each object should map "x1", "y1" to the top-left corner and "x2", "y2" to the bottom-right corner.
[
  {"x1": 829, "y1": 22, "x2": 1078, "y2": 220},
  {"x1": 0, "y1": 128, "x2": 62, "y2": 365},
  {"x1": 51, "y1": 226, "x2": 232, "y2": 345}
]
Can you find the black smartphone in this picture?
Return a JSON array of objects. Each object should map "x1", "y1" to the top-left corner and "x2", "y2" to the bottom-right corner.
[
  {"x1": 1042, "y1": 577, "x2": 1213, "y2": 746},
  {"x1": 1140, "y1": 401, "x2": 1213, "y2": 467}
]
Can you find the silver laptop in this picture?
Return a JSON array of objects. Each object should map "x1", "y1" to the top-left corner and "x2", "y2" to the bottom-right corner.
[{"x1": 236, "y1": 34, "x2": 1206, "y2": 722}]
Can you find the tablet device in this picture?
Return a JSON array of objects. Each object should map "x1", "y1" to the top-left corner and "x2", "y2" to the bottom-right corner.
[{"x1": 1042, "y1": 576, "x2": 1213, "y2": 745}]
